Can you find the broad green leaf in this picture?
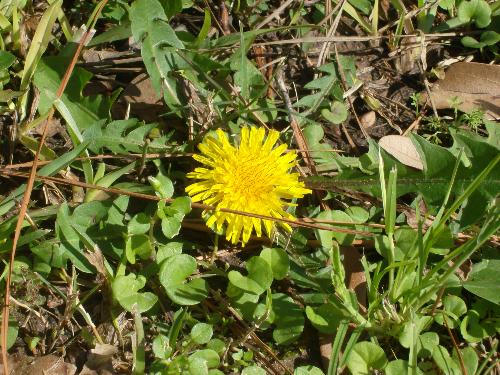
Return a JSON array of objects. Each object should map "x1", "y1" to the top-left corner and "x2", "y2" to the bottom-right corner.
[
  {"x1": 432, "y1": 345, "x2": 461, "y2": 375},
  {"x1": 191, "y1": 323, "x2": 213, "y2": 345},
  {"x1": 453, "y1": 347, "x2": 478, "y2": 375},
  {"x1": 385, "y1": 360, "x2": 423, "y2": 375},
  {"x1": 305, "y1": 304, "x2": 349, "y2": 334},
  {"x1": 159, "y1": 254, "x2": 208, "y2": 305},
  {"x1": 271, "y1": 293, "x2": 304, "y2": 345},
  {"x1": 112, "y1": 273, "x2": 158, "y2": 313},
  {"x1": 321, "y1": 101, "x2": 348, "y2": 124},
  {"x1": 128, "y1": 213, "x2": 151, "y2": 235},
  {"x1": 346, "y1": 341, "x2": 388, "y2": 375},
  {"x1": 156, "y1": 242, "x2": 183, "y2": 264},
  {"x1": 125, "y1": 234, "x2": 152, "y2": 264},
  {"x1": 84, "y1": 119, "x2": 172, "y2": 154},
  {"x1": 417, "y1": 332, "x2": 439, "y2": 357},
  {"x1": 129, "y1": 0, "x2": 185, "y2": 112},
  {"x1": 34, "y1": 57, "x2": 112, "y2": 131},
  {"x1": 161, "y1": 216, "x2": 182, "y2": 239},
  {"x1": 228, "y1": 256, "x2": 273, "y2": 295},
  {"x1": 189, "y1": 349, "x2": 219, "y2": 369},
  {"x1": 0, "y1": 51, "x2": 16, "y2": 70},
  {"x1": 241, "y1": 366, "x2": 266, "y2": 375},
  {"x1": 152, "y1": 334, "x2": 171, "y2": 359},
  {"x1": 294, "y1": 366, "x2": 325, "y2": 375},
  {"x1": 307, "y1": 132, "x2": 500, "y2": 227},
  {"x1": 458, "y1": 0, "x2": 491, "y2": 27},
  {"x1": 260, "y1": 248, "x2": 289, "y2": 280},
  {"x1": 149, "y1": 174, "x2": 174, "y2": 199},
  {"x1": 463, "y1": 258, "x2": 500, "y2": 304}
]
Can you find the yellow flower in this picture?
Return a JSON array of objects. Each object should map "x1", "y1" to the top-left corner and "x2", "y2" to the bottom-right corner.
[{"x1": 186, "y1": 127, "x2": 311, "y2": 246}]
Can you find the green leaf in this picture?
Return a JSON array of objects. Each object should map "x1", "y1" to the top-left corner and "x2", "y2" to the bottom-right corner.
[
  {"x1": 207, "y1": 339, "x2": 225, "y2": 355},
  {"x1": 321, "y1": 101, "x2": 348, "y2": 124},
  {"x1": 460, "y1": 310, "x2": 490, "y2": 343},
  {"x1": 432, "y1": 345, "x2": 461, "y2": 375},
  {"x1": 270, "y1": 293, "x2": 304, "y2": 345},
  {"x1": 0, "y1": 51, "x2": 16, "y2": 70},
  {"x1": 159, "y1": 254, "x2": 208, "y2": 305},
  {"x1": 129, "y1": 0, "x2": 185, "y2": 112},
  {"x1": 34, "y1": 57, "x2": 112, "y2": 132},
  {"x1": 241, "y1": 366, "x2": 266, "y2": 375},
  {"x1": 307, "y1": 133, "x2": 500, "y2": 227},
  {"x1": 314, "y1": 210, "x2": 355, "y2": 247},
  {"x1": 112, "y1": 273, "x2": 158, "y2": 313},
  {"x1": 84, "y1": 119, "x2": 172, "y2": 155},
  {"x1": 463, "y1": 258, "x2": 500, "y2": 304},
  {"x1": 458, "y1": 0, "x2": 491, "y2": 27},
  {"x1": 346, "y1": 341, "x2": 388, "y2": 375},
  {"x1": 259, "y1": 248, "x2": 289, "y2": 280},
  {"x1": 399, "y1": 315, "x2": 433, "y2": 348},
  {"x1": 0, "y1": 316, "x2": 18, "y2": 350},
  {"x1": 0, "y1": 141, "x2": 89, "y2": 217},
  {"x1": 56, "y1": 203, "x2": 94, "y2": 273},
  {"x1": 152, "y1": 334, "x2": 172, "y2": 359},
  {"x1": 189, "y1": 349, "x2": 219, "y2": 369},
  {"x1": 128, "y1": 213, "x2": 151, "y2": 235},
  {"x1": 305, "y1": 304, "x2": 348, "y2": 334},
  {"x1": 435, "y1": 295, "x2": 467, "y2": 328},
  {"x1": 385, "y1": 360, "x2": 423, "y2": 375},
  {"x1": 125, "y1": 234, "x2": 152, "y2": 264},
  {"x1": 294, "y1": 366, "x2": 325, "y2": 375},
  {"x1": 191, "y1": 323, "x2": 213, "y2": 345},
  {"x1": 156, "y1": 242, "x2": 183, "y2": 264},
  {"x1": 20, "y1": 0, "x2": 62, "y2": 92},
  {"x1": 453, "y1": 347, "x2": 478, "y2": 375},
  {"x1": 166, "y1": 196, "x2": 192, "y2": 216},
  {"x1": 161, "y1": 216, "x2": 182, "y2": 239},
  {"x1": 149, "y1": 174, "x2": 174, "y2": 199},
  {"x1": 417, "y1": 332, "x2": 439, "y2": 357},
  {"x1": 228, "y1": 256, "x2": 273, "y2": 295}
]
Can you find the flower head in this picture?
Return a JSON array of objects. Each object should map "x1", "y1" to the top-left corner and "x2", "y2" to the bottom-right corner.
[{"x1": 186, "y1": 127, "x2": 311, "y2": 246}]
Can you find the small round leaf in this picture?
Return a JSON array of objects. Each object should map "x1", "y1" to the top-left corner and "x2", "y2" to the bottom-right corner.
[
  {"x1": 159, "y1": 254, "x2": 208, "y2": 305},
  {"x1": 191, "y1": 323, "x2": 213, "y2": 344},
  {"x1": 346, "y1": 341, "x2": 388, "y2": 375}
]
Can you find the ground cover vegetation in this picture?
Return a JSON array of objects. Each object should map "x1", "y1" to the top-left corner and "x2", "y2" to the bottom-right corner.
[{"x1": 0, "y1": 0, "x2": 498, "y2": 374}]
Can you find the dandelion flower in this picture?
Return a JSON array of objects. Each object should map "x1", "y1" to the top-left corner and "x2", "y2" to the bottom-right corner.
[{"x1": 186, "y1": 127, "x2": 311, "y2": 246}]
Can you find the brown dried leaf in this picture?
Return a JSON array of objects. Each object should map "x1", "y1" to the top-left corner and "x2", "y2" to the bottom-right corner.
[
  {"x1": 423, "y1": 62, "x2": 500, "y2": 120},
  {"x1": 379, "y1": 135, "x2": 424, "y2": 170}
]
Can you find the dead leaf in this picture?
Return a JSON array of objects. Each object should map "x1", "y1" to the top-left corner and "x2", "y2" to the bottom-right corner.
[
  {"x1": 423, "y1": 62, "x2": 500, "y2": 120},
  {"x1": 113, "y1": 73, "x2": 164, "y2": 122},
  {"x1": 360, "y1": 111, "x2": 376, "y2": 129},
  {"x1": 0, "y1": 354, "x2": 77, "y2": 375},
  {"x1": 79, "y1": 343, "x2": 118, "y2": 375},
  {"x1": 379, "y1": 135, "x2": 424, "y2": 170}
]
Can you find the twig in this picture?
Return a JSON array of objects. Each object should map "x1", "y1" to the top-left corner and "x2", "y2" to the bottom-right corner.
[
  {"x1": 275, "y1": 71, "x2": 317, "y2": 175},
  {"x1": 255, "y1": 0, "x2": 295, "y2": 29}
]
